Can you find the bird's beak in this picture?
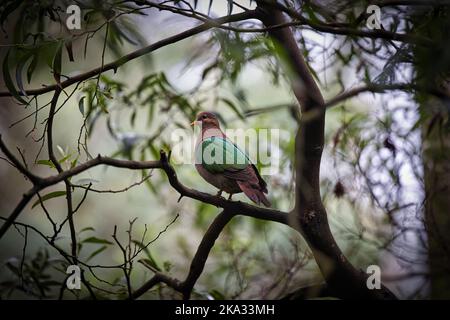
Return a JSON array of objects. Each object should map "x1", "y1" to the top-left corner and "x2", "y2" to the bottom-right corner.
[{"x1": 190, "y1": 120, "x2": 198, "y2": 126}]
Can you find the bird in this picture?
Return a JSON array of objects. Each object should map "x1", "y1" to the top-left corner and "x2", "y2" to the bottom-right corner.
[{"x1": 191, "y1": 111, "x2": 271, "y2": 207}]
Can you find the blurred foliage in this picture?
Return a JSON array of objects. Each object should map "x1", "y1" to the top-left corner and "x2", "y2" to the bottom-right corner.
[{"x1": 1, "y1": 248, "x2": 65, "y2": 299}]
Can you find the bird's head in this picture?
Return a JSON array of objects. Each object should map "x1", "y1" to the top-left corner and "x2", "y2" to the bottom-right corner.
[{"x1": 191, "y1": 111, "x2": 221, "y2": 129}]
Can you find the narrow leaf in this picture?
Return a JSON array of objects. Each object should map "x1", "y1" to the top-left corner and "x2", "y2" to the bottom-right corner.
[
  {"x1": 140, "y1": 258, "x2": 161, "y2": 272},
  {"x1": 2, "y1": 50, "x2": 27, "y2": 104},
  {"x1": 65, "y1": 40, "x2": 74, "y2": 62},
  {"x1": 86, "y1": 245, "x2": 107, "y2": 262},
  {"x1": 58, "y1": 154, "x2": 72, "y2": 164},
  {"x1": 32, "y1": 191, "x2": 67, "y2": 209},
  {"x1": 78, "y1": 96, "x2": 85, "y2": 115},
  {"x1": 82, "y1": 237, "x2": 113, "y2": 245},
  {"x1": 133, "y1": 240, "x2": 161, "y2": 271},
  {"x1": 56, "y1": 145, "x2": 65, "y2": 157},
  {"x1": 15, "y1": 52, "x2": 33, "y2": 97},
  {"x1": 52, "y1": 41, "x2": 63, "y2": 83},
  {"x1": 36, "y1": 159, "x2": 55, "y2": 168},
  {"x1": 79, "y1": 227, "x2": 95, "y2": 233},
  {"x1": 27, "y1": 53, "x2": 38, "y2": 84}
]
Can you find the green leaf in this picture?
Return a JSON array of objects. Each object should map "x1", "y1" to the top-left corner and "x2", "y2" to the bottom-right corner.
[
  {"x1": 2, "y1": 50, "x2": 27, "y2": 104},
  {"x1": 79, "y1": 227, "x2": 95, "y2": 233},
  {"x1": 78, "y1": 96, "x2": 85, "y2": 115},
  {"x1": 56, "y1": 145, "x2": 65, "y2": 157},
  {"x1": 36, "y1": 159, "x2": 55, "y2": 168},
  {"x1": 65, "y1": 40, "x2": 74, "y2": 62},
  {"x1": 15, "y1": 51, "x2": 33, "y2": 97},
  {"x1": 52, "y1": 41, "x2": 63, "y2": 83},
  {"x1": 32, "y1": 191, "x2": 67, "y2": 209},
  {"x1": 133, "y1": 240, "x2": 161, "y2": 271},
  {"x1": 140, "y1": 258, "x2": 161, "y2": 272},
  {"x1": 86, "y1": 245, "x2": 108, "y2": 262},
  {"x1": 163, "y1": 261, "x2": 172, "y2": 272},
  {"x1": 70, "y1": 157, "x2": 78, "y2": 169},
  {"x1": 82, "y1": 237, "x2": 113, "y2": 245},
  {"x1": 209, "y1": 289, "x2": 226, "y2": 300},
  {"x1": 113, "y1": 21, "x2": 139, "y2": 46},
  {"x1": 58, "y1": 154, "x2": 72, "y2": 164},
  {"x1": 27, "y1": 52, "x2": 38, "y2": 84}
]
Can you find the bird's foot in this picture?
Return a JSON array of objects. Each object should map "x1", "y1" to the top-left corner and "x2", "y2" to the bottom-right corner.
[
  {"x1": 228, "y1": 194, "x2": 233, "y2": 201},
  {"x1": 216, "y1": 190, "x2": 224, "y2": 198}
]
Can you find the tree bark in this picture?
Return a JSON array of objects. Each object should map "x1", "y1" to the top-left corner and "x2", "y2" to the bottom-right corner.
[
  {"x1": 412, "y1": 4, "x2": 450, "y2": 299},
  {"x1": 422, "y1": 95, "x2": 450, "y2": 298},
  {"x1": 256, "y1": 3, "x2": 396, "y2": 299}
]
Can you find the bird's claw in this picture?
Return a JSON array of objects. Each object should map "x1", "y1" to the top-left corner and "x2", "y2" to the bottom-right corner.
[{"x1": 216, "y1": 190, "x2": 224, "y2": 198}]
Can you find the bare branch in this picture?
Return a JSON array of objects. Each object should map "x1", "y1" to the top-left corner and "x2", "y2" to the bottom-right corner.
[
  {"x1": 0, "y1": 149, "x2": 288, "y2": 241},
  {"x1": 181, "y1": 210, "x2": 235, "y2": 299},
  {"x1": 325, "y1": 83, "x2": 450, "y2": 109},
  {"x1": 132, "y1": 210, "x2": 235, "y2": 299},
  {"x1": 0, "y1": 135, "x2": 43, "y2": 184}
]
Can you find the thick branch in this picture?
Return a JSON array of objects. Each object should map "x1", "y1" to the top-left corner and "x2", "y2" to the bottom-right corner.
[
  {"x1": 0, "y1": 150, "x2": 288, "y2": 241},
  {"x1": 256, "y1": 3, "x2": 396, "y2": 300},
  {"x1": 133, "y1": 210, "x2": 235, "y2": 300},
  {"x1": 181, "y1": 210, "x2": 234, "y2": 299}
]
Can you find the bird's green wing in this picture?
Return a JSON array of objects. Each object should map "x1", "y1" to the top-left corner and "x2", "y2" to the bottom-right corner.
[{"x1": 195, "y1": 136, "x2": 250, "y2": 173}]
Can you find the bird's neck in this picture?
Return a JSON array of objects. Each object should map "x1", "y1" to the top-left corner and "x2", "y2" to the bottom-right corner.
[{"x1": 198, "y1": 124, "x2": 225, "y2": 142}]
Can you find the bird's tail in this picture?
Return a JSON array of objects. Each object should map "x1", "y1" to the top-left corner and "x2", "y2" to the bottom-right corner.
[{"x1": 237, "y1": 181, "x2": 271, "y2": 207}]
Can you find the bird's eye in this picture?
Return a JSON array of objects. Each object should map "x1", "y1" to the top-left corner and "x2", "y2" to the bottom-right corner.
[{"x1": 202, "y1": 115, "x2": 207, "y2": 119}]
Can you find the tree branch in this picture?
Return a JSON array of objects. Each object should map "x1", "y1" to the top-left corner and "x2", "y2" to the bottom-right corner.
[
  {"x1": 181, "y1": 210, "x2": 234, "y2": 299},
  {"x1": 325, "y1": 83, "x2": 450, "y2": 109},
  {"x1": 46, "y1": 88, "x2": 78, "y2": 264},
  {"x1": 132, "y1": 210, "x2": 235, "y2": 300},
  {"x1": 0, "y1": 187, "x2": 39, "y2": 240},
  {"x1": 0, "y1": 10, "x2": 256, "y2": 98},
  {"x1": 256, "y1": 2, "x2": 396, "y2": 300},
  {"x1": 256, "y1": 0, "x2": 431, "y2": 45},
  {"x1": 0, "y1": 149, "x2": 288, "y2": 241},
  {"x1": 0, "y1": 135, "x2": 43, "y2": 184}
]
